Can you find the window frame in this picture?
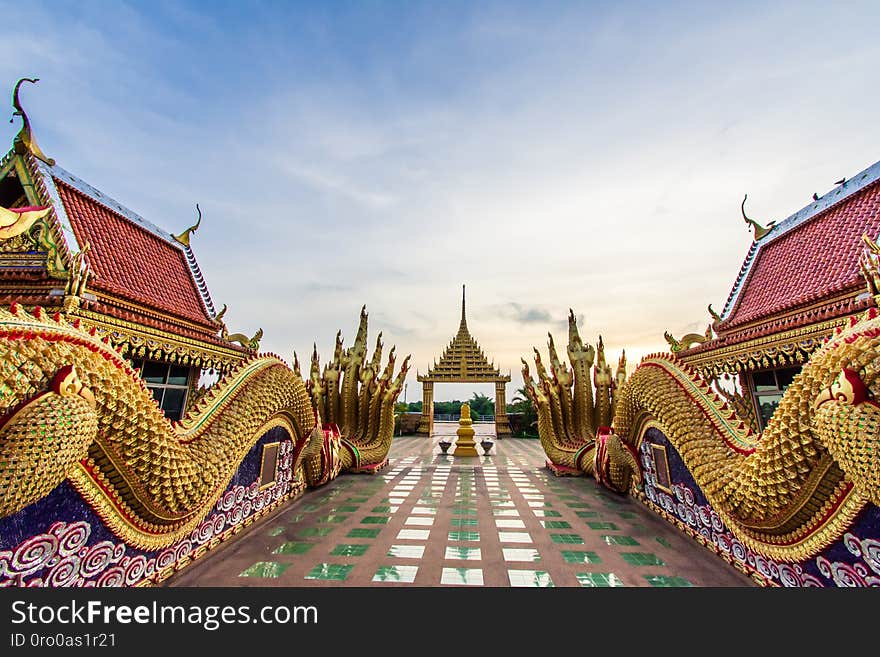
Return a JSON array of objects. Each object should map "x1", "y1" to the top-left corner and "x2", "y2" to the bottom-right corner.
[
  {"x1": 131, "y1": 358, "x2": 193, "y2": 422},
  {"x1": 748, "y1": 365, "x2": 800, "y2": 430}
]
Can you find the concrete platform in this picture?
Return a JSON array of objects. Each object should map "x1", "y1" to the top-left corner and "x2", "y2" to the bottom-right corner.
[{"x1": 168, "y1": 427, "x2": 754, "y2": 587}]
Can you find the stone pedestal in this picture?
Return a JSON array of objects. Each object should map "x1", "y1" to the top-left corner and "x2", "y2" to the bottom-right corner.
[{"x1": 453, "y1": 403, "x2": 479, "y2": 457}]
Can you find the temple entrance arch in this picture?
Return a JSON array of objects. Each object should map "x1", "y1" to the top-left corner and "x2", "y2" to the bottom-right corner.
[{"x1": 416, "y1": 285, "x2": 511, "y2": 437}]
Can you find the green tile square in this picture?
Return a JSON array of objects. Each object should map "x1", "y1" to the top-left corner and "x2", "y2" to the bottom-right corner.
[
  {"x1": 316, "y1": 514, "x2": 349, "y2": 524},
  {"x1": 451, "y1": 518, "x2": 479, "y2": 527},
  {"x1": 575, "y1": 511, "x2": 599, "y2": 518},
  {"x1": 371, "y1": 505, "x2": 393, "y2": 513},
  {"x1": 557, "y1": 494, "x2": 581, "y2": 501},
  {"x1": 448, "y1": 531, "x2": 480, "y2": 542},
  {"x1": 361, "y1": 516, "x2": 390, "y2": 524},
  {"x1": 333, "y1": 505, "x2": 360, "y2": 513},
  {"x1": 534, "y1": 509, "x2": 562, "y2": 517},
  {"x1": 346, "y1": 496, "x2": 369, "y2": 503},
  {"x1": 239, "y1": 561, "x2": 291, "y2": 578},
  {"x1": 304, "y1": 563, "x2": 354, "y2": 581},
  {"x1": 541, "y1": 520, "x2": 572, "y2": 529},
  {"x1": 285, "y1": 513, "x2": 305, "y2": 523},
  {"x1": 656, "y1": 536, "x2": 672, "y2": 548},
  {"x1": 267, "y1": 526, "x2": 284, "y2": 537},
  {"x1": 576, "y1": 572, "x2": 625, "y2": 587},
  {"x1": 561, "y1": 550, "x2": 601, "y2": 564},
  {"x1": 297, "y1": 526, "x2": 334, "y2": 538},
  {"x1": 645, "y1": 575, "x2": 692, "y2": 587},
  {"x1": 452, "y1": 508, "x2": 477, "y2": 515},
  {"x1": 621, "y1": 552, "x2": 666, "y2": 566},
  {"x1": 617, "y1": 511, "x2": 638, "y2": 519},
  {"x1": 302, "y1": 504, "x2": 323, "y2": 512},
  {"x1": 550, "y1": 533, "x2": 584, "y2": 544},
  {"x1": 601, "y1": 535, "x2": 640, "y2": 546},
  {"x1": 272, "y1": 541, "x2": 315, "y2": 555},
  {"x1": 587, "y1": 521, "x2": 619, "y2": 530},
  {"x1": 347, "y1": 527, "x2": 380, "y2": 538},
  {"x1": 330, "y1": 543, "x2": 370, "y2": 557},
  {"x1": 566, "y1": 502, "x2": 591, "y2": 508}
]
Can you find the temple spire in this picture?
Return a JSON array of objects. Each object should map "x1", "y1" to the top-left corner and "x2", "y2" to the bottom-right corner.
[{"x1": 460, "y1": 284, "x2": 467, "y2": 331}]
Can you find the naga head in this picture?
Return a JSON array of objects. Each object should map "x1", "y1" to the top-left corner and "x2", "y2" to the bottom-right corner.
[
  {"x1": 615, "y1": 350, "x2": 627, "y2": 389},
  {"x1": 345, "y1": 305, "x2": 369, "y2": 369},
  {"x1": 533, "y1": 347, "x2": 549, "y2": 383},
  {"x1": 548, "y1": 332, "x2": 572, "y2": 387},
  {"x1": 594, "y1": 336, "x2": 613, "y2": 388},
  {"x1": 567, "y1": 309, "x2": 595, "y2": 366}
]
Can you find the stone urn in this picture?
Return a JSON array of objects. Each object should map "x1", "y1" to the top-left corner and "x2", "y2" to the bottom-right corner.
[
  {"x1": 480, "y1": 439, "x2": 494, "y2": 455},
  {"x1": 438, "y1": 440, "x2": 452, "y2": 454}
]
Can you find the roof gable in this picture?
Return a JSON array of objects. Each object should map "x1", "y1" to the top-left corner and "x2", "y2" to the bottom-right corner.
[
  {"x1": 718, "y1": 161, "x2": 880, "y2": 330},
  {"x1": 54, "y1": 178, "x2": 216, "y2": 328}
]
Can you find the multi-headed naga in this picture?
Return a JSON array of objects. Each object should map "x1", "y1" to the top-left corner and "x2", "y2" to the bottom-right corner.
[
  {"x1": 304, "y1": 306, "x2": 410, "y2": 485},
  {"x1": 522, "y1": 310, "x2": 630, "y2": 479}
]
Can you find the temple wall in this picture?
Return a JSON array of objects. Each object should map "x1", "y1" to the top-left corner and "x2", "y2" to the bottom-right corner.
[
  {"x1": 637, "y1": 427, "x2": 880, "y2": 587},
  {"x1": 0, "y1": 426, "x2": 305, "y2": 587}
]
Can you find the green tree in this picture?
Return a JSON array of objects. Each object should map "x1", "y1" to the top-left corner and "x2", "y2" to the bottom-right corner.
[
  {"x1": 468, "y1": 392, "x2": 494, "y2": 420},
  {"x1": 507, "y1": 386, "x2": 537, "y2": 437}
]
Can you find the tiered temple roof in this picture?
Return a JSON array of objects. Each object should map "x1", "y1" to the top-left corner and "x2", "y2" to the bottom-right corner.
[{"x1": 417, "y1": 285, "x2": 510, "y2": 382}]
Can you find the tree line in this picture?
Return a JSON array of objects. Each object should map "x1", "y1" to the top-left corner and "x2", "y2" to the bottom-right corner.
[{"x1": 395, "y1": 388, "x2": 537, "y2": 437}]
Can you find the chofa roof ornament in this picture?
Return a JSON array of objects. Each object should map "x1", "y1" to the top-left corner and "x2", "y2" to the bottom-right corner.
[
  {"x1": 10, "y1": 77, "x2": 55, "y2": 166},
  {"x1": 741, "y1": 194, "x2": 775, "y2": 241},
  {"x1": 173, "y1": 203, "x2": 202, "y2": 247}
]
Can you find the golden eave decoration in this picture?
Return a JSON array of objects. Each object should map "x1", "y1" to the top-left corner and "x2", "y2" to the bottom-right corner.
[{"x1": 676, "y1": 316, "x2": 849, "y2": 377}]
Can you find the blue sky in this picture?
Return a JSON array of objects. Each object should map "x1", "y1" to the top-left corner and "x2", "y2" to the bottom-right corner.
[{"x1": 3, "y1": 1, "x2": 880, "y2": 401}]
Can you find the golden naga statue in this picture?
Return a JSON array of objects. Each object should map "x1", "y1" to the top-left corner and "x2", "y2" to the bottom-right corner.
[
  {"x1": 0, "y1": 304, "x2": 318, "y2": 549},
  {"x1": 521, "y1": 310, "x2": 628, "y2": 477},
  {"x1": 532, "y1": 303, "x2": 880, "y2": 562},
  {"x1": 0, "y1": 303, "x2": 407, "y2": 550},
  {"x1": 305, "y1": 305, "x2": 410, "y2": 480}
]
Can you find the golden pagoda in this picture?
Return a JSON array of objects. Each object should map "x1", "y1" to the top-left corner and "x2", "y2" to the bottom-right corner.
[{"x1": 416, "y1": 285, "x2": 511, "y2": 436}]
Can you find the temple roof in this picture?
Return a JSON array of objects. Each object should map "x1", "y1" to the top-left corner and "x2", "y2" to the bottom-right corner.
[
  {"x1": 418, "y1": 285, "x2": 509, "y2": 382},
  {"x1": 718, "y1": 159, "x2": 880, "y2": 332},
  {"x1": 52, "y1": 171, "x2": 216, "y2": 329}
]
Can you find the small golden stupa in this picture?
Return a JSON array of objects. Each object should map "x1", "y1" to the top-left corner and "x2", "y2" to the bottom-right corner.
[{"x1": 453, "y1": 402, "x2": 479, "y2": 456}]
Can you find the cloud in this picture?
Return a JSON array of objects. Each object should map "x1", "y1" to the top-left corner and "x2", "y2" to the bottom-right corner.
[{"x1": 502, "y1": 303, "x2": 553, "y2": 325}]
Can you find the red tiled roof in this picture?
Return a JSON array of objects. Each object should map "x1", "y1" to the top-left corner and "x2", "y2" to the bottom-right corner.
[
  {"x1": 719, "y1": 179, "x2": 880, "y2": 330},
  {"x1": 55, "y1": 180, "x2": 216, "y2": 330}
]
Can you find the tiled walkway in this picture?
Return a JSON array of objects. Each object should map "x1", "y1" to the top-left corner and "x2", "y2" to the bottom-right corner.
[{"x1": 169, "y1": 426, "x2": 753, "y2": 587}]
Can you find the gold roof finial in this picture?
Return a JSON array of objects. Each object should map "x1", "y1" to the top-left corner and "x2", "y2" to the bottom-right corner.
[
  {"x1": 10, "y1": 78, "x2": 55, "y2": 166},
  {"x1": 741, "y1": 194, "x2": 775, "y2": 241},
  {"x1": 460, "y1": 283, "x2": 468, "y2": 331},
  {"x1": 173, "y1": 203, "x2": 202, "y2": 247}
]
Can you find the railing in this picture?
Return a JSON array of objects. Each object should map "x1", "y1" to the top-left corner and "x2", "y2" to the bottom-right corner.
[{"x1": 434, "y1": 414, "x2": 496, "y2": 423}]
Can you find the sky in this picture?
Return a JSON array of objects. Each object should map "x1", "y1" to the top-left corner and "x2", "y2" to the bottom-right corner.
[{"x1": 2, "y1": 1, "x2": 880, "y2": 402}]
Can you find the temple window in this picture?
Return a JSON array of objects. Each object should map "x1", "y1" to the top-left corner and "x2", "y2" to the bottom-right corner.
[
  {"x1": 131, "y1": 359, "x2": 193, "y2": 421},
  {"x1": 748, "y1": 366, "x2": 800, "y2": 430}
]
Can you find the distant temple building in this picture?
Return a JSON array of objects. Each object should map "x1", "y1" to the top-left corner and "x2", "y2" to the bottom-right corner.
[
  {"x1": 674, "y1": 162, "x2": 880, "y2": 429},
  {"x1": 417, "y1": 285, "x2": 511, "y2": 436},
  {"x1": 0, "y1": 79, "x2": 258, "y2": 421}
]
